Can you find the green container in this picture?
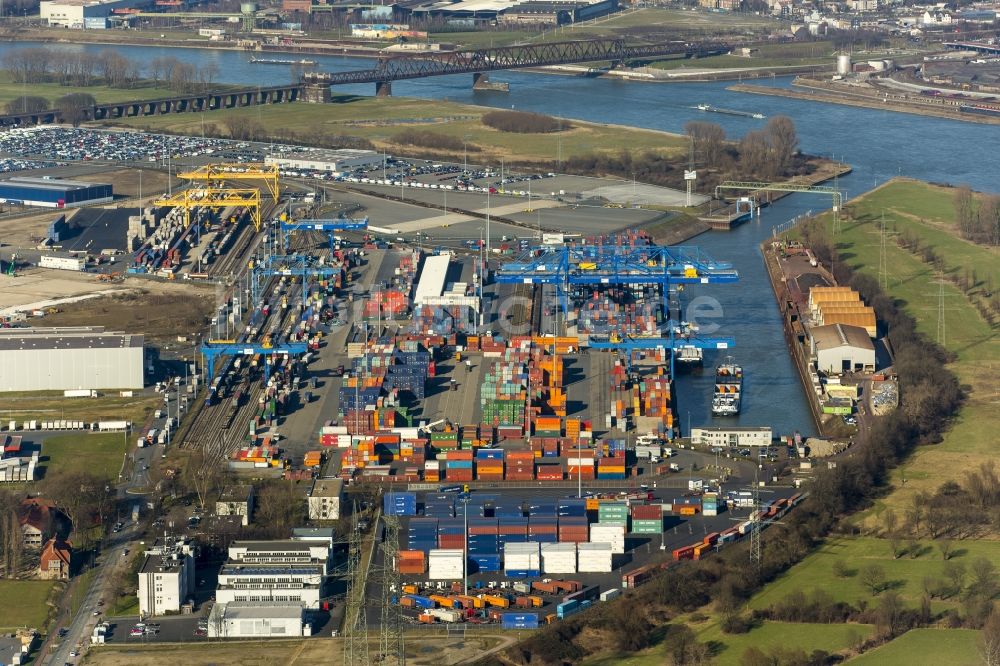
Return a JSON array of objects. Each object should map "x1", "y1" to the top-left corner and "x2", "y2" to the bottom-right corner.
[
  {"x1": 631, "y1": 519, "x2": 663, "y2": 534},
  {"x1": 598, "y1": 503, "x2": 629, "y2": 521}
]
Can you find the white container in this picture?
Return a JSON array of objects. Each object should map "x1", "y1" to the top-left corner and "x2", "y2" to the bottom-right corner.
[
  {"x1": 567, "y1": 458, "x2": 595, "y2": 467},
  {"x1": 429, "y1": 608, "x2": 462, "y2": 622},
  {"x1": 541, "y1": 543, "x2": 577, "y2": 574},
  {"x1": 428, "y1": 549, "x2": 465, "y2": 580},
  {"x1": 577, "y1": 542, "x2": 613, "y2": 573},
  {"x1": 504, "y1": 542, "x2": 541, "y2": 572},
  {"x1": 599, "y1": 588, "x2": 621, "y2": 602},
  {"x1": 589, "y1": 524, "x2": 625, "y2": 554}
]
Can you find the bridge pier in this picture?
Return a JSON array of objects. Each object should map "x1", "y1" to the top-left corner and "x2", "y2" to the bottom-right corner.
[
  {"x1": 375, "y1": 81, "x2": 392, "y2": 97},
  {"x1": 303, "y1": 83, "x2": 331, "y2": 103},
  {"x1": 472, "y1": 72, "x2": 510, "y2": 92}
]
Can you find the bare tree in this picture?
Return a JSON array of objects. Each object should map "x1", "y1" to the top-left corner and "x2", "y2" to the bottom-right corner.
[
  {"x1": 5, "y1": 96, "x2": 49, "y2": 115},
  {"x1": 982, "y1": 606, "x2": 1000, "y2": 666},
  {"x1": 971, "y1": 558, "x2": 998, "y2": 599},
  {"x1": 938, "y1": 537, "x2": 955, "y2": 560},
  {"x1": 860, "y1": 563, "x2": 887, "y2": 596},
  {"x1": 56, "y1": 92, "x2": 96, "y2": 128},
  {"x1": 944, "y1": 560, "x2": 967, "y2": 596},
  {"x1": 684, "y1": 121, "x2": 727, "y2": 169},
  {"x1": 876, "y1": 591, "x2": 906, "y2": 637},
  {"x1": 183, "y1": 448, "x2": 223, "y2": 511},
  {"x1": 738, "y1": 130, "x2": 772, "y2": 180},
  {"x1": 955, "y1": 185, "x2": 979, "y2": 240},
  {"x1": 765, "y1": 115, "x2": 798, "y2": 175}
]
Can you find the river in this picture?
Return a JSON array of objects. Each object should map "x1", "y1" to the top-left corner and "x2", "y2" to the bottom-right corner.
[{"x1": 3, "y1": 40, "x2": 998, "y2": 436}]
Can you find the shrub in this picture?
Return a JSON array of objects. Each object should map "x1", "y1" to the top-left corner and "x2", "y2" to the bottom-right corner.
[{"x1": 482, "y1": 110, "x2": 570, "y2": 133}]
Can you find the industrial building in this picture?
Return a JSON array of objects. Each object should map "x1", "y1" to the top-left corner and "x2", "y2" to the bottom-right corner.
[
  {"x1": 216, "y1": 540, "x2": 330, "y2": 609},
  {"x1": 0, "y1": 327, "x2": 143, "y2": 392},
  {"x1": 40, "y1": 0, "x2": 151, "y2": 28},
  {"x1": 216, "y1": 485, "x2": 256, "y2": 526},
  {"x1": 137, "y1": 537, "x2": 196, "y2": 617},
  {"x1": 38, "y1": 253, "x2": 85, "y2": 272},
  {"x1": 499, "y1": 0, "x2": 618, "y2": 26},
  {"x1": 0, "y1": 177, "x2": 112, "y2": 208},
  {"x1": 809, "y1": 324, "x2": 876, "y2": 375},
  {"x1": 412, "y1": 253, "x2": 479, "y2": 311},
  {"x1": 691, "y1": 426, "x2": 774, "y2": 448},
  {"x1": 264, "y1": 149, "x2": 385, "y2": 174},
  {"x1": 306, "y1": 478, "x2": 342, "y2": 520},
  {"x1": 206, "y1": 602, "x2": 309, "y2": 638}
]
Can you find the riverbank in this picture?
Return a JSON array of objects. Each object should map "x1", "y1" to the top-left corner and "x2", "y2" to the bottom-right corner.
[{"x1": 729, "y1": 79, "x2": 1000, "y2": 125}]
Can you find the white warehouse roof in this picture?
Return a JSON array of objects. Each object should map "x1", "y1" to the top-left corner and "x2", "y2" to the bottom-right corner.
[{"x1": 413, "y1": 253, "x2": 451, "y2": 306}]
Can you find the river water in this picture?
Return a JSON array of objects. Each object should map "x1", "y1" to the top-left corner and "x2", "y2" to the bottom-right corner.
[{"x1": 4, "y1": 40, "x2": 998, "y2": 435}]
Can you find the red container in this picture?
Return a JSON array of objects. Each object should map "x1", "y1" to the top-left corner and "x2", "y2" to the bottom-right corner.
[{"x1": 631, "y1": 505, "x2": 661, "y2": 519}]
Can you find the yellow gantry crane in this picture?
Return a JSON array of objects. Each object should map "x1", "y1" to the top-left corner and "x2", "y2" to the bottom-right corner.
[
  {"x1": 176, "y1": 163, "x2": 280, "y2": 200},
  {"x1": 156, "y1": 187, "x2": 262, "y2": 231}
]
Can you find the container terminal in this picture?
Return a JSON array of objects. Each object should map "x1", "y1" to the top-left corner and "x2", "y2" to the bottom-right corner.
[{"x1": 1, "y1": 151, "x2": 810, "y2": 640}]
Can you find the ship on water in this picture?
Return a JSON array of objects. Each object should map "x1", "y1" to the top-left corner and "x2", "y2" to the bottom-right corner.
[
  {"x1": 695, "y1": 103, "x2": 765, "y2": 120},
  {"x1": 249, "y1": 57, "x2": 316, "y2": 66},
  {"x1": 711, "y1": 357, "x2": 742, "y2": 416},
  {"x1": 675, "y1": 345, "x2": 703, "y2": 366}
]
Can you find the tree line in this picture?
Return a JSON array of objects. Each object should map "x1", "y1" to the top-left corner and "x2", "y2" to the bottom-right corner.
[
  {"x1": 481, "y1": 110, "x2": 570, "y2": 134},
  {"x1": 954, "y1": 184, "x2": 1000, "y2": 246},
  {"x1": 557, "y1": 116, "x2": 803, "y2": 194},
  {"x1": 2, "y1": 47, "x2": 220, "y2": 94},
  {"x1": 480, "y1": 217, "x2": 969, "y2": 666}
]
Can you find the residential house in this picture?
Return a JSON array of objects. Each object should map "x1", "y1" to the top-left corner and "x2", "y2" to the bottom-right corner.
[
  {"x1": 38, "y1": 538, "x2": 71, "y2": 580},
  {"x1": 216, "y1": 485, "x2": 255, "y2": 527},
  {"x1": 18, "y1": 499, "x2": 55, "y2": 549}
]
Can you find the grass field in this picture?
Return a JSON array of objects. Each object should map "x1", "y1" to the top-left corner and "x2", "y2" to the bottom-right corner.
[
  {"x1": 581, "y1": 620, "x2": 875, "y2": 666},
  {"x1": 97, "y1": 95, "x2": 687, "y2": 164},
  {"x1": 748, "y1": 536, "x2": 1000, "y2": 612},
  {"x1": 0, "y1": 393, "x2": 160, "y2": 427},
  {"x1": 0, "y1": 580, "x2": 59, "y2": 631},
  {"x1": 812, "y1": 179, "x2": 1000, "y2": 522},
  {"x1": 41, "y1": 431, "x2": 131, "y2": 482},
  {"x1": 848, "y1": 628, "x2": 981, "y2": 664}
]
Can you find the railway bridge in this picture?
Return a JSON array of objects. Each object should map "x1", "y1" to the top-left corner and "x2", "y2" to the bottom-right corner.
[
  {"x1": 301, "y1": 38, "x2": 735, "y2": 96},
  {"x1": 0, "y1": 83, "x2": 304, "y2": 128}
]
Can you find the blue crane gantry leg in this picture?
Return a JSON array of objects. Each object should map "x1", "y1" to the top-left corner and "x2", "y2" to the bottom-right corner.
[
  {"x1": 250, "y1": 254, "x2": 343, "y2": 305},
  {"x1": 200, "y1": 341, "x2": 308, "y2": 382}
]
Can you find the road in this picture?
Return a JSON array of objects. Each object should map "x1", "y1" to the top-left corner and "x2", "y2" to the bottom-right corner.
[{"x1": 43, "y1": 525, "x2": 138, "y2": 666}]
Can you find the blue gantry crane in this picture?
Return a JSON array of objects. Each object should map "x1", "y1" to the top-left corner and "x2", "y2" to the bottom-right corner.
[
  {"x1": 250, "y1": 253, "x2": 343, "y2": 304},
  {"x1": 200, "y1": 340, "x2": 308, "y2": 381},
  {"x1": 281, "y1": 217, "x2": 368, "y2": 253},
  {"x1": 588, "y1": 324, "x2": 735, "y2": 375}
]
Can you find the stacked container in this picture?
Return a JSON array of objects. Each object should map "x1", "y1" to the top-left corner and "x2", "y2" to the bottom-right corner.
[
  {"x1": 577, "y1": 542, "x2": 613, "y2": 572},
  {"x1": 589, "y1": 523, "x2": 626, "y2": 554},
  {"x1": 498, "y1": 517, "x2": 529, "y2": 550},
  {"x1": 534, "y1": 416, "x2": 561, "y2": 438},
  {"x1": 542, "y1": 542, "x2": 577, "y2": 574},
  {"x1": 501, "y1": 613, "x2": 539, "y2": 629},
  {"x1": 702, "y1": 492, "x2": 720, "y2": 517},
  {"x1": 475, "y1": 448, "x2": 504, "y2": 481},
  {"x1": 504, "y1": 542, "x2": 541, "y2": 577},
  {"x1": 445, "y1": 450, "x2": 474, "y2": 482},
  {"x1": 408, "y1": 518, "x2": 439, "y2": 552},
  {"x1": 527, "y1": 516, "x2": 558, "y2": 543},
  {"x1": 535, "y1": 462, "x2": 564, "y2": 481},
  {"x1": 557, "y1": 498, "x2": 587, "y2": 518},
  {"x1": 397, "y1": 550, "x2": 426, "y2": 574},
  {"x1": 630, "y1": 505, "x2": 663, "y2": 534},
  {"x1": 424, "y1": 496, "x2": 456, "y2": 518},
  {"x1": 505, "y1": 451, "x2": 535, "y2": 480},
  {"x1": 424, "y1": 460, "x2": 441, "y2": 483},
  {"x1": 566, "y1": 448, "x2": 596, "y2": 480},
  {"x1": 428, "y1": 549, "x2": 465, "y2": 580},
  {"x1": 558, "y1": 516, "x2": 589, "y2": 543},
  {"x1": 384, "y1": 492, "x2": 417, "y2": 516},
  {"x1": 437, "y1": 518, "x2": 465, "y2": 550}
]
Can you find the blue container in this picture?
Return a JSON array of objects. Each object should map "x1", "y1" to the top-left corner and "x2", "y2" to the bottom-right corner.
[
  {"x1": 501, "y1": 612, "x2": 539, "y2": 629},
  {"x1": 597, "y1": 472, "x2": 627, "y2": 480},
  {"x1": 407, "y1": 595, "x2": 435, "y2": 609},
  {"x1": 469, "y1": 554, "x2": 502, "y2": 572},
  {"x1": 495, "y1": 507, "x2": 525, "y2": 518},
  {"x1": 530, "y1": 533, "x2": 558, "y2": 543},
  {"x1": 504, "y1": 569, "x2": 540, "y2": 578},
  {"x1": 446, "y1": 460, "x2": 473, "y2": 469},
  {"x1": 476, "y1": 449, "x2": 505, "y2": 460},
  {"x1": 556, "y1": 600, "x2": 579, "y2": 619}
]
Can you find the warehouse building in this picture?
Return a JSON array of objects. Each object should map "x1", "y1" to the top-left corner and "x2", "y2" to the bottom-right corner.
[
  {"x1": 40, "y1": 0, "x2": 151, "y2": 27},
  {"x1": 809, "y1": 323, "x2": 876, "y2": 375},
  {"x1": 264, "y1": 149, "x2": 385, "y2": 173},
  {"x1": 0, "y1": 327, "x2": 143, "y2": 392},
  {"x1": 216, "y1": 540, "x2": 330, "y2": 609},
  {"x1": 0, "y1": 177, "x2": 112, "y2": 208},
  {"x1": 207, "y1": 602, "x2": 309, "y2": 638},
  {"x1": 691, "y1": 426, "x2": 773, "y2": 448}
]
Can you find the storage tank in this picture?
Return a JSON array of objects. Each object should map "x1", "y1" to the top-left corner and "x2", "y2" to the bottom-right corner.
[{"x1": 836, "y1": 54, "x2": 852, "y2": 76}]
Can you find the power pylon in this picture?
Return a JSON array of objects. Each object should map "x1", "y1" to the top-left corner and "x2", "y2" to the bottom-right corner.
[
  {"x1": 750, "y1": 465, "x2": 761, "y2": 568},
  {"x1": 378, "y1": 514, "x2": 405, "y2": 666},
  {"x1": 344, "y1": 502, "x2": 370, "y2": 666}
]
